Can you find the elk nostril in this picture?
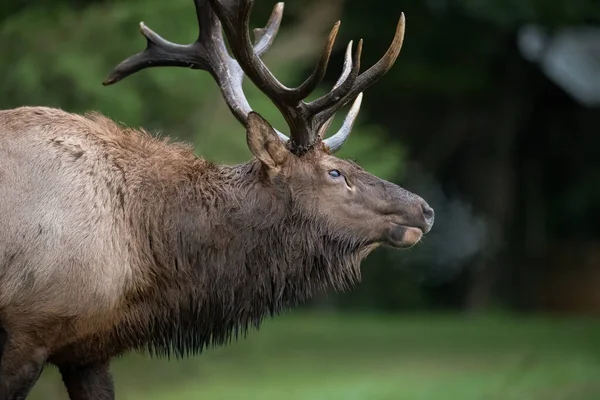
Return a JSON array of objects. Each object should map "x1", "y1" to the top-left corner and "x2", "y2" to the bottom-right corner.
[{"x1": 421, "y1": 203, "x2": 435, "y2": 224}]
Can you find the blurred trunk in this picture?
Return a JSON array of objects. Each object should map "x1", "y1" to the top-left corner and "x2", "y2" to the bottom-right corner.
[
  {"x1": 463, "y1": 90, "x2": 528, "y2": 311},
  {"x1": 508, "y1": 158, "x2": 546, "y2": 310}
]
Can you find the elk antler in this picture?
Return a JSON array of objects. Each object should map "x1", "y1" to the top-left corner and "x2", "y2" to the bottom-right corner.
[{"x1": 104, "y1": 0, "x2": 405, "y2": 155}]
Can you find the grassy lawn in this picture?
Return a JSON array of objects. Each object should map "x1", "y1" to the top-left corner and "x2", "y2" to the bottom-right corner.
[{"x1": 30, "y1": 311, "x2": 600, "y2": 400}]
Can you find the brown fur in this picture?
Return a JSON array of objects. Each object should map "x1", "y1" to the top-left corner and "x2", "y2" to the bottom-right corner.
[{"x1": 0, "y1": 106, "x2": 432, "y2": 399}]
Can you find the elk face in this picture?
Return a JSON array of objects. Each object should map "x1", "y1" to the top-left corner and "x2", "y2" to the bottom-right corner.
[
  {"x1": 246, "y1": 113, "x2": 434, "y2": 249},
  {"x1": 312, "y1": 153, "x2": 433, "y2": 248}
]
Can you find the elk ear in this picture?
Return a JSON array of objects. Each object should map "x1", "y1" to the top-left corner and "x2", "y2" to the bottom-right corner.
[{"x1": 246, "y1": 112, "x2": 289, "y2": 170}]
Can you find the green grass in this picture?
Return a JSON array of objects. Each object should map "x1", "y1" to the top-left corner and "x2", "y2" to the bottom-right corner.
[{"x1": 30, "y1": 312, "x2": 600, "y2": 400}]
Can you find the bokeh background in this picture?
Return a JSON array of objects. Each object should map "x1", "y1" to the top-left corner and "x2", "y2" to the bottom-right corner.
[{"x1": 2, "y1": 0, "x2": 600, "y2": 398}]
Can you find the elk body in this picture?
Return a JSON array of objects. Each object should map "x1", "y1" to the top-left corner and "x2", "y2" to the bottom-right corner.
[{"x1": 0, "y1": 0, "x2": 433, "y2": 399}]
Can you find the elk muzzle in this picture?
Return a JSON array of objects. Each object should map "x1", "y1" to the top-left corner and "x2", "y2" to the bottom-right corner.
[{"x1": 386, "y1": 196, "x2": 434, "y2": 248}]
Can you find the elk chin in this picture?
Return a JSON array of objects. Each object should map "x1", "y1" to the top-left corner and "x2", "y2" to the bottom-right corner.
[{"x1": 386, "y1": 224, "x2": 423, "y2": 249}]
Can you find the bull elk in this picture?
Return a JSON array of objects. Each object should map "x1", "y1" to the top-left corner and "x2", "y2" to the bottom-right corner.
[{"x1": 0, "y1": 0, "x2": 434, "y2": 398}]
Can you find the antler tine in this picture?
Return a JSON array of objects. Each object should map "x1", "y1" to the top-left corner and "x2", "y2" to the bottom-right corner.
[
  {"x1": 319, "y1": 13, "x2": 405, "y2": 126},
  {"x1": 309, "y1": 39, "x2": 362, "y2": 120},
  {"x1": 102, "y1": 23, "x2": 209, "y2": 86},
  {"x1": 316, "y1": 40, "x2": 355, "y2": 138},
  {"x1": 252, "y1": 2, "x2": 284, "y2": 57},
  {"x1": 348, "y1": 13, "x2": 405, "y2": 97},
  {"x1": 102, "y1": 0, "x2": 291, "y2": 142},
  {"x1": 323, "y1": 93, "x2": 363, "y2": 152},
  {"x1": 334, "y1": 41, "x2": 356, "y2": 90},
  {"x1": 317, "y1": 41, "x2": 363, "y2": 152},
  {"x1": 288, "y1": 21, "x2": 340, "y2": 103}
]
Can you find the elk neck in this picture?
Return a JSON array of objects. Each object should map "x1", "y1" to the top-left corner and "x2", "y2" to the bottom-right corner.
[{"x1": 123, "y1": 158, "x2": 369, "y2": 358}]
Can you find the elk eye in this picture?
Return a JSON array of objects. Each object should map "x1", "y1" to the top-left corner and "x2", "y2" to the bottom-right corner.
[{"x1": 328, "y1": 169, "x2": 342, "y2": 178}]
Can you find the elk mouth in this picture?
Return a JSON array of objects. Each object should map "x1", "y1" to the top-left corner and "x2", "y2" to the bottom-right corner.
[{"x1": 385, "y1": 224, "x2": 424, "y2": 249}]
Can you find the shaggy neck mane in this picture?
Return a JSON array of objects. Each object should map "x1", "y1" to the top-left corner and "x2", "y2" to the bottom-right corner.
[{"x1": 125, "y1": 159, "x2": 370, "y2": 359}]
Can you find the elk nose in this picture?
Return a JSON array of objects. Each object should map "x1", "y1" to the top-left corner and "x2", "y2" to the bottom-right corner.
[{"x1": 421, "y1": 202, "x2": 435, "y2": 233}]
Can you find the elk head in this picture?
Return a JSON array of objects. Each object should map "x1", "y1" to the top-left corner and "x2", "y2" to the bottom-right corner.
[{"x1": 103, "y1": 0, "x2": 434, "y2": 250}]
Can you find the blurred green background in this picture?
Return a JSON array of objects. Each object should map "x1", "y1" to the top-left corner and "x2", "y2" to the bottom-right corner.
[{"x1": 2, "y1": 0, "x2": 600, "y2": 398}]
